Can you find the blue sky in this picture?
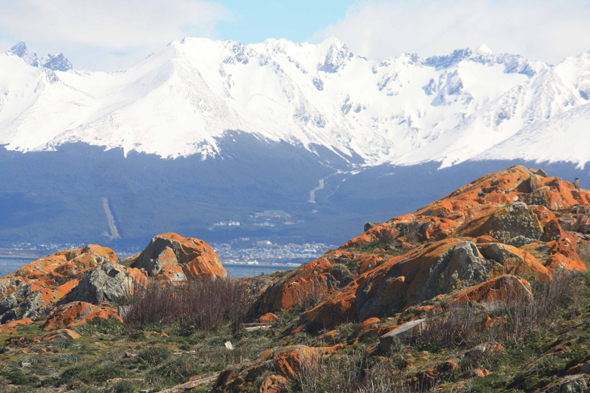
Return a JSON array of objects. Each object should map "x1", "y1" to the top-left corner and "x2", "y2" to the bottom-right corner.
[
  {"x1": 213, "y1": 1, "x2": 356, "y2": 45},
  {"x1": 0, "y1": 0, "x2": 589, "y2": 71}
]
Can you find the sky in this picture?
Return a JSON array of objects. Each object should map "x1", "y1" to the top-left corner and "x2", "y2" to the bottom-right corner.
[{"x1": 0, "y1": 0, "x2": 589, "y2": 71}]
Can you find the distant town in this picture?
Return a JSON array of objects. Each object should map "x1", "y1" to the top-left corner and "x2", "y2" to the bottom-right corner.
[
  {"x1": 0, "y1": 239, "x2": 337, "y2": 266},
  {"x1": 209, "y1": 209, "x2": 305, "y2": 230},
  {"x1": 211, "y1": 239, "x2": 336, "y2": 266}
]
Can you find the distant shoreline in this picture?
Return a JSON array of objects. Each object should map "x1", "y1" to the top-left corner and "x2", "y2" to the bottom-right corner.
[{"x1": 0, "y1": 251, "x2": 44, "y2": 259}]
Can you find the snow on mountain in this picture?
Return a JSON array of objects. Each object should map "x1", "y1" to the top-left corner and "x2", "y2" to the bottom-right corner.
[{"x1": 0, "y1": 38, "x2": 588, "y2": 168}]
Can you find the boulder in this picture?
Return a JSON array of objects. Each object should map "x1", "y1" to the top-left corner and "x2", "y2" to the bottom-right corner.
[
  {"x1": 256, "y1": 313, "x2": 279, "y2": 324},
  {"x1": 259, "y1": 375, "x2": 289, "y2": 392},
  {"x1": 42, "y1": 329, "x2": 82, "y2": 341},
  {"x1": 460, "y1": 203, "x2": 544, "y2": 243},
  {"x1": 476, "y1": 243, "x2": 551, "y2": 280},
  {"x1": 356, "y1": 240, "x2": 498, "y2": 320},
  {"x1": 539, "y1": 374, "x2": 590, "y2": 393},
  {"x1": 250, "y1": 252, "x2": 354, "y2": 315},
  {"x1": 364, "y1": 222, "x2": 381, "y2": 232},
  {"x1": 0, "y1": 318, "x2": 34, "y2": 334},
  {"x1": 296, "y1": 281, "x2": 359, "y2": 333},
  {"x1": 379, "y1": 319, "x2": 426, "y2": 351},
  {"x1": 61, "y1": 262, "x2": 147, "y2": 305},
  {"x1": 44, "y1": 301, "x2": 122, "y2": 330},
  {"x1": 131, "y1": 233, "x2": 227, "y2": 282},
  {"x1": 450, "y1": 275, "x2": 533, "y2": 306},
  {"x1": 0, "y1": 245, "x2": 117, "y2": 323}
]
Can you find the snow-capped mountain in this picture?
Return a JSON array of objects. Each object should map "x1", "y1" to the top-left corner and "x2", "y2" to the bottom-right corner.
[
  {"x1": 8, "y1": 42, "x2": 72, "y2": 71},
  {"x1": 0, "y1": 38, "x2": 589, "y2": 168}
]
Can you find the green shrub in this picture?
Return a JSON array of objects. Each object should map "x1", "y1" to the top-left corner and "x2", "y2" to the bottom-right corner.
[
  {"x1": 137, "y1": 347, "x2": 171, "y2": 365},
  {"x1": 105, "y1": 380, "x2": 137, "y2": 393}
]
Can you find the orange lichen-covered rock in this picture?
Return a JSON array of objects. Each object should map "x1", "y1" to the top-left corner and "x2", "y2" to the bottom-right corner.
[
  {"x1": 476, "y1": 243, "x2": 551, "y2": 280},
  {"x1": 212, "y1": 345, "x2": 343, "y2": 392},
  {"x1": 459, "y1": 203, "x2": 544, "y2": 243},
  {"x1": 355, "y1": 317, "x2": 381, "y2": 335},
  {"x1": 542, "y1": 219, "x2": 567, "y2": 242},
  {"x1": 297, "y1": 239, "x2": 524, "y2": 332},
  {"x1": 0, "y1": 318, "x2": 34, "y2": 334},
  {"x1": 297, "y1": 281, "x2": 359, "y2": 333},
  {"x1": 250, "y1": 166, "x2": 590, "y2": 337},
  {"x1": 44, "y1": 301, "x2": 122, "y2": 330},
  {"x1": 357, "y1": 254, "x2": 384, "y2": 274},
  {"x1": 545, "y1": 232, "x2": 587, "y2": 271},
  {"x1": 250, "y1": 252, "x2": 354, "y2": 315},
  {"x1": 356, "y1": 240, "x2": 498, "y2": 320},
  {"x1": 480, "y1": 316, "x2": 507, "y2": 331},
  {"x1": 256, "y1": 313, "x2": 279, "y2": 324},
  {"x1": 131, "y1": 233, "x2": 227, "y2": 282},
  {"x1": 450, "y1": 275, "x2": 533, "y2": 306},
  {"x1": 42, "y1": 329, "x2": 82, "y2": 341},
  {"x1": 259, "y1": 375, "x2": 288, "y2": 393},
  {"x1": 0, "y1": 245, "x2": 118, "y2": 324}
]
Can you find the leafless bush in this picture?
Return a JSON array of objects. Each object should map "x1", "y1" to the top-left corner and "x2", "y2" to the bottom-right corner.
[
  {"x1": 414, "y1": 270, "x2": 580, "y2": 351},
  {"x1": 414, "y1": 305, "x2": 480, "y2": 351},
  {"x1": 578, "y1": 241, "x2": 590, "y2": 267},
  {"x1": 123, "y1": 279, "x2": 251, "y2": 331},
  {"x1": 293, "y1": 351, "x2": 423, "y2": 393},
  {"x1": 293, "y1": 351, "x2": 367, "y2": 393},
  {"x1": 398, "y1": 224, "x2": 421, "y2": 244},
  {"x1": 573, "y1": 206, "x2": 589, "y2": 234},
  {"x1": 490, "y1": 270, "x2": 579, "y2": 344}
]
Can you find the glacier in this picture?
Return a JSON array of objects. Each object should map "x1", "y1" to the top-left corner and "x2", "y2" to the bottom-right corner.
[{"x1": 0, "y1": 38, "x2": 589, "y2": 168}]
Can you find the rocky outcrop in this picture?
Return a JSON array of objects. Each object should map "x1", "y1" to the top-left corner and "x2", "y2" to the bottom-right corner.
[
  {"x1": 131, "y1": 233, "x2": 227, "y2": 282},
  {"x1": 250, "y1": 166, "x2": 589, "y2": 335},
  {"x1": 0, "y1": 245, "x2": 118, "y2": 323}
]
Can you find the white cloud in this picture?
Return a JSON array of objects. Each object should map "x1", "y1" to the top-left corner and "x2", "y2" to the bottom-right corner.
[
  {"x1": 316, "y1": 0, "x2": 590, "y2": 64},
  {"x1": 0, "y1": 0, "x2": 231, "y2": 70}
]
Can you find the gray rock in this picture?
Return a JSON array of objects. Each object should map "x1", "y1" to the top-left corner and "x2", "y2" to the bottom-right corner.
[
  {"x1": 507, "y1": 235, "x2": 536, "y2": 247},
  {"x1": 0, "y1": 287, "x2": 49, "y2": 323},
  {"x1": 364, "y1": 222, "x2": 381, "y2": 232},
  {"x1": 62, "y1": 263, "x2": 137, "y2": 305},
  {"x1": 356, "y1": 241, "x2": 497, "y2": 320},
  {"x1": 539, "y1": 374, "x2": 589, "y2": 393},
  {"x1": 379, "y1": 319, "x2": 425, "y2": 350}
]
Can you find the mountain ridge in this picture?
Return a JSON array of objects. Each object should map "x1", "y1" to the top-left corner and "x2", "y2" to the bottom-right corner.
[{"x1": 1, "y1": 38, "x2": 588, "y2": 168}]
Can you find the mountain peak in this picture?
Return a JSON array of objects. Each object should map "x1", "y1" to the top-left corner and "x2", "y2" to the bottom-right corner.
[
  {"x1": 42, "y1": 53, "x2": 72, "y2": 72},
  {"x1": 8, "y1": 41, "x2": 28, "y2": 58},
  {"x1": 5, "y1": 41, "x2": 72, "y2": 71},
  {"x1": 476, "y1": 44, "x2": 493, "y2": 54}
]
